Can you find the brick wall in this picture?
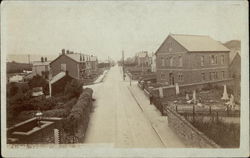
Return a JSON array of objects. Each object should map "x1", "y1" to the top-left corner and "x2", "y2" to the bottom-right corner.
[
  {"x1": 166, "y1": 106, "x2": 220, "y2": 148},
  {"x1": 8, "y1": 117, "x2": 62, "y2": 144}
]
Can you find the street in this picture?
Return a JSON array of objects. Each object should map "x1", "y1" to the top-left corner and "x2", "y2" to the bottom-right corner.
[{"x1": 84, "y1": 65, "x2": 185, "y2": 148}]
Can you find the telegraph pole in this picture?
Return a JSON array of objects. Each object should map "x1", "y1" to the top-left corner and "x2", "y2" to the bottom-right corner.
[
  {"x1": 28, "y1": 54, "x2": 30, "y2": 65},
  {"x1": 122, "y1": 50, "x2": 125, "y2": 81}
]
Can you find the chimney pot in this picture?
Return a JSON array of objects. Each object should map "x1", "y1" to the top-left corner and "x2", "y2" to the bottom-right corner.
[{"x1": 62, "y1": 49, "x2": 65, "y2": 55}]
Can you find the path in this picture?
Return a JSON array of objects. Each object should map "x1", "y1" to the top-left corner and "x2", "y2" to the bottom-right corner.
[{"x1": 83, "y1": 65, "x2": 185, "y2": 148}]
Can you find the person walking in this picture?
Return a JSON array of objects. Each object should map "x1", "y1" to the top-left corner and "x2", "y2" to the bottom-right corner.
[{"x1": 149, "y1": 94, "x2": 153, "y2": 105}]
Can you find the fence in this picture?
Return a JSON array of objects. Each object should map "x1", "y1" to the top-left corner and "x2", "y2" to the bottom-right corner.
[{"x1": 174, "y1": 105, "x2": 240, "y2": 119}]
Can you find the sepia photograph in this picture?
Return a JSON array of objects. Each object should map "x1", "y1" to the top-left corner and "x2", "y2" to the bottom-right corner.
[{"x1": 1, "y1": 0, "x2": 249, "y2": 157}]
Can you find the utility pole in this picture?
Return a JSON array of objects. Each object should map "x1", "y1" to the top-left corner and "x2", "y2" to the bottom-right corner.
[
  {"x1": 28, "y1": 54, "x2": 30, "y2": 65},
  {"x1": 122, "y1": 50, "x2": 125, "y2": 81}
]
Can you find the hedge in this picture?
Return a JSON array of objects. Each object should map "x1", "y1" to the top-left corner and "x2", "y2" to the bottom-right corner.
[
  {"x1": 43, "y1": 98, "x2": 77, "y2": 118},
  {"x1": 62, "y1": 88, "x2": 93, "y2": 139}
]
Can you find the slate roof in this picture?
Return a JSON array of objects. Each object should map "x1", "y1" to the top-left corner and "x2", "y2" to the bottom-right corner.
[
  {"x1": 170, "y1": 34, "x2": 230, "y2": 52},
  {"x1": 50, "y1": 71, "x2": 66, "y2": 84},
  {"x1": 66, "y1": 53, "x2": 85, "y2": 62},
  {"x1": 229, "y1": 50, "x2": 241, "y2": 63}
]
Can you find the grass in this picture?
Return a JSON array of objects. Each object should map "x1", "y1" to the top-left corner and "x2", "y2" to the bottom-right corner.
[{"x1": 190, "y1": 118, "x2": 240, "y2": 148}]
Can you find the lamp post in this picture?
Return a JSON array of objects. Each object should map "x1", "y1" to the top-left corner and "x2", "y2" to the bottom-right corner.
[
  {"x1": 35, "y1": 111, "x2": 43, "y2": 127},
  {"x1": 130, "y1": 75, "x2": 132, "y2": 86}
]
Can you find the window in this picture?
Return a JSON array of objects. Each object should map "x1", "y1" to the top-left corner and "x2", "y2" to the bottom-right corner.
[
  {"x1": 222, "y1": 71, "x2": 225, "y2": 79},
  {"x1": 161, "y1": 72, "x2": 165, "y2": 79},
  {"x1": 201, "y1": 73, "x2": 205, "y2": 81},
  {"x1": 211, "y1": 55, "x2": 217, "y2": 64},
  {"x1": 170, "y1": 57, "x2": 173, "y2": 67},
  {"x1": 215, "y1": 72, "x2": 218, "y2": 79},
  {"x1": 166, "y1": 58, "x2": 169, "y2": 66},
  {"x1": 179, "y1": 56, "x2": 183, "y2": 67},
  {"x1": 61, "y1": 64, "x2": 66, "y2": 71},
  {"x1": 178, "y1": 73, "x2": 183, "y2": 82},
  {"x1": 221, "y1": 55, "x2": 225, "y2": 65},
  {"x1": 209, "y1": 72, "x2": 213, "y2": 80},
  {"x1": 201, "y1": 56, "x2": 205, "y2": 66},
  {"x1": 161, "y1": 57, "x2": 165, "y2": 67}
]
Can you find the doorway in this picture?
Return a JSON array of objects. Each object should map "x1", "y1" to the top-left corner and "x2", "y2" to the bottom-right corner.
[{"x1": 169, "y1": 73, "x2": 175, "y2": 85}]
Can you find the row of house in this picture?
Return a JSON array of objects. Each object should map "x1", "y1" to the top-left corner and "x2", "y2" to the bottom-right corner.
[
  {"x1": 29, "y1": 49, "x2": 101, "y2": 96},
  {"x1": 31, "y1": 49, "x2": 99, "y2": 81}
]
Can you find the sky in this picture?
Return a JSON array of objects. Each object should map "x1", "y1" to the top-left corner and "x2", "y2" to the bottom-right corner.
[{"x1": 1, "y1": 1, "x2": 247, "y2": 62}]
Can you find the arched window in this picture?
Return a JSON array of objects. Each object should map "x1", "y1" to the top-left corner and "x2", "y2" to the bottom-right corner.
[
  {"x1": 161, "y1": 57, "x2": 165, "y2": 67},
  {"x1": 201, "y1": 56, "x2": 204, "y2": 66},
  {"x1": 170, "y1": 57, "x2": 173, "y2": 67},
  {"x1": 179, "y1": 56, "x2": 183, "y2": 67}
]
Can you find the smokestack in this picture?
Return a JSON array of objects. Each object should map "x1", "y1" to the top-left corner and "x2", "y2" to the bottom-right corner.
[
  {"x1": 41, "y1": 57, "x2": 44, "y2": 62},
  {"x1": 45, "y1": 57, "x2": 47, "y2": 62},
  {"x1": 62, "y1": 49, "x2": 65, "y2": 55},
  {"x1": 66, "y1": 50, "x2": 69, "y2": 54}
]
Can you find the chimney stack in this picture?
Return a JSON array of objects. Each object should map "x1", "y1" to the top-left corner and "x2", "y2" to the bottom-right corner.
[
  {"x1": 41, "y1": 57, "x2": 44, "y2": 62},
  {"x1": 62, "y1": 49, "x2": 65, "y2": 55},
  {"x1": 45, "y1": 57, "x2": 47, "y2": 62},
  {"x1": 66, "y1": 50, "x2": 69, "y2": 54}
]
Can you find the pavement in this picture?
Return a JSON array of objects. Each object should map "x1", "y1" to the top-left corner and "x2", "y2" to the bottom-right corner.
[
  {"x1": 93, "y1": 70, "x2": 108, "y2": 84},
  {"x1": 83, "y1": 65, "x2": 186, "y2": 148}
]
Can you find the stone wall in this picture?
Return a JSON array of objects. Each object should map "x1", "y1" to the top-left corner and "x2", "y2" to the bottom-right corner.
[{"x1": 165, "y1": 106, "x2": 220, "y2": 148}]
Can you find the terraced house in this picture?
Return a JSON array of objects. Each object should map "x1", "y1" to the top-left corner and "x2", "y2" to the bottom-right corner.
[
  {"x1": 50, "y1": 49, "x2": 87, "y2": 80},
  {"x1": 155, "y1": 34, "x2": 231, "y2": 86}
]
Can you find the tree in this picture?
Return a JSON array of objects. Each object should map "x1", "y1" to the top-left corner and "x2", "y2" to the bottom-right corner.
[
  {"x1": 64, "y1": 79, "x2": 83, "y2": 99},
  {"x1": 28, "y1": 75, "x2": 49, "y2": 95}
]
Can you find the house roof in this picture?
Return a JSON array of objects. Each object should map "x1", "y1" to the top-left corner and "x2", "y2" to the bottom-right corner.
[
  {"x1": 229, "y1": 50, "x2": 241, "y2": 63},
  {"x1": 50, "y1": 71, "x2": 66, "y2": 84},
  {"x1": 66, "y1": 53, "x2": 85, "y2": 62},
  {"x1": 170, "y1": 34, "x2": 230, "y2": 52}
]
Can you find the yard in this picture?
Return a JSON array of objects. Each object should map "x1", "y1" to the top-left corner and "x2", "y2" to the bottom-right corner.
[{"x1": 148, "y1": 84, "x2": 241, "y2": 148}]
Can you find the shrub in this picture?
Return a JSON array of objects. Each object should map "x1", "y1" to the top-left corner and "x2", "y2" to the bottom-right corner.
[
  {"x1": 191, "y1": 119, "x2": 240, "y2": 148},
  {"x1": 43, "y1": 98, "x2": 77, "y2": 118},
  {"x1": 62, "y1": 88, "x2": 93, "y2": 136},
  {"x1": 64, "y1": 79, "x2": 83, "y2": 99},
  {"x1": 28, "y1": 75, "x2": 49, "y2": 95}
]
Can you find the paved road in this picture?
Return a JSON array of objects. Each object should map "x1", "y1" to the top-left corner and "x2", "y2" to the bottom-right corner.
[{"x1": 84, "y1": 65, "x2": 185, "y2": 148}]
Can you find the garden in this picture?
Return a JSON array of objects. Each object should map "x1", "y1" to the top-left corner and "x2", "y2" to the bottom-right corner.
[
  {"x1": 7, "y1": 74, "x2": 95, "y2": 144},
  {"x1": 7, "y1": 75, "x2": 83, "y2": 127},
  {"x1": 148, "y1": 83, "x2": 240, "y2": 148}
]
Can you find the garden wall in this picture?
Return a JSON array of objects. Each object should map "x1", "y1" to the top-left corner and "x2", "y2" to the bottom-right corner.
[
  {"x1": 152, "y1": 79, "x2": 234, "y2": 98},
  {"x1": 165, "y1": 106, "x2": 220, "y2": 148},
  {"x1": 7, "y1": 117, "x2": 62, "y2": 144}
]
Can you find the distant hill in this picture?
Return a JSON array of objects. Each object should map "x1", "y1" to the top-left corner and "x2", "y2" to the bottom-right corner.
[
  {"x1": 7, "y1": 62, "x2": 32, "y2": 74},
  {"x1": 223, "y1": 40, "x2": 241, "y2": 50}
]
